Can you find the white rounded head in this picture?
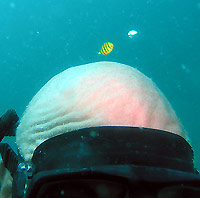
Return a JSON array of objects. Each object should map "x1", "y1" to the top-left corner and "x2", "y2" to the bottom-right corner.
[{"x1": 16, "y1": 61, "x2": 185, "y2": 161}]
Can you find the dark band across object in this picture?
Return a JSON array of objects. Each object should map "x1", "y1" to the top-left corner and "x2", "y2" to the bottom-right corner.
[
  {"x1": 1, "y1": 126, "x2": 200, "y2": 198},
  {"x1": 26, "y1": 126, "x2": 200, "y2": 198},
  {"x1": 32, "y1": 126, "x2": 195, "y2": 174}
]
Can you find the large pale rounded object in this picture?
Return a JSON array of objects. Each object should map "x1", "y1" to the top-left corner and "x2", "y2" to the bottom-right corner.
[{"x1": 16, "y1": 62, "x2": 185, "y2": 161}]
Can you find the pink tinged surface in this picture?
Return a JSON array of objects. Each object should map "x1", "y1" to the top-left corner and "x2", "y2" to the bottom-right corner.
[{"x1": 16, "y1": 61, "x2": 185, "y2": 161}]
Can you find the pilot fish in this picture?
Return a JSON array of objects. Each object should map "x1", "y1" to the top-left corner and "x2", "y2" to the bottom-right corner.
[{"x1": 98, "y1": 42, "x2": 114, "y2": 55}]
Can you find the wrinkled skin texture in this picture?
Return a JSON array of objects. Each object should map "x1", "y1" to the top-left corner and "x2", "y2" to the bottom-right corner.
[
  {"x1": 0, "y1": 61, "x2": 186, "y2": 197},
  {"x1": 16, "y1": 62, "x2": 185, "y2": 161}
]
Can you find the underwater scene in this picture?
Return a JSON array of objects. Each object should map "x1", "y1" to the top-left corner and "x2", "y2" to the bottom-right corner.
[{"x1": 0, "y1": 0, "x2": 200, "y2": 171}]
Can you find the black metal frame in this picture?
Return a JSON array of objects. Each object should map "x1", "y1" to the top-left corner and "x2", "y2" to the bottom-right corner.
[{"x1": 0, "y1": 126, "x2": 200, "y2": 198}]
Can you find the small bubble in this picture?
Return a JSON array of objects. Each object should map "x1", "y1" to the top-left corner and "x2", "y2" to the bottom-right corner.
[{"x1": 181, "y1": 64, "x2": 190, "y2": 73}]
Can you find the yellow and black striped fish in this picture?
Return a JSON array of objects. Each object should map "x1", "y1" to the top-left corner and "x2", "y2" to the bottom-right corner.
[{"x1": 98, "y1": 42, "x2": 114, "y2": 55}]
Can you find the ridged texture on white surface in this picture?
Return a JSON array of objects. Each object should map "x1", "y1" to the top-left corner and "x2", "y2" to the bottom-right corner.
[{"x1": 16, "y1": 62, "x2": 185, "y2": 161}]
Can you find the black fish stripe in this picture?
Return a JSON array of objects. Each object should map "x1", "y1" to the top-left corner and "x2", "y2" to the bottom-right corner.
[
  {"x1": 102, "y1": 44, "x2": 108, "y2": 55},
  {"x1": 99, "y1": 42, "x2": 113, "y2": 55},
  {"x1": 106, "y1": 42, "x2": 112, "y2": 50},
  {"x1": 105, "y1": 43, "x2": 111, "y2": 52},
  {"x1": 100, "y1": 48, "x2": 105, "y2": 55},
  {"x1": 104, "y1": 43, "x2": 111, "y2": 54}
]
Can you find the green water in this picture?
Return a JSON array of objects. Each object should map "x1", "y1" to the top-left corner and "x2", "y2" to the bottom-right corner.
[{"x1": 0, "y1": 0, "x2": 200, "y2": 169}]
